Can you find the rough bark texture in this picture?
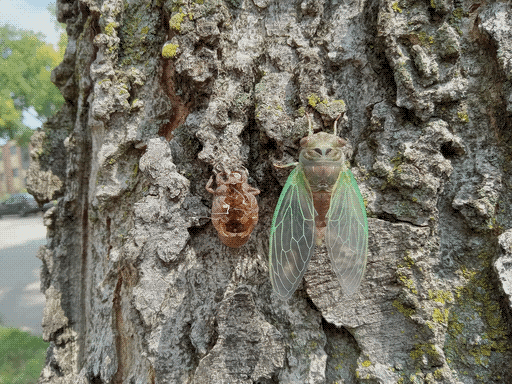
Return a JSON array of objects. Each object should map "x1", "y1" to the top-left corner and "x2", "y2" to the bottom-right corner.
[{"x1": 27, "y1": 0, "x2": 512, "y2": 383}]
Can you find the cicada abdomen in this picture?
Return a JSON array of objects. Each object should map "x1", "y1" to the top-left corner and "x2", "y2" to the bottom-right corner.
[
  {"x1": 206, "y1": 169, "x2": 260, "y2": 248},
  {"x1": 269, "y1": 117, "x2": 368, "y2": 299}
]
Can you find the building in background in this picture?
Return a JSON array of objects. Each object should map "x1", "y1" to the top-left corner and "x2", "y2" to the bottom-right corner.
[{"x1": 0, "y1": 141, "x2": 30, "y2": 199}]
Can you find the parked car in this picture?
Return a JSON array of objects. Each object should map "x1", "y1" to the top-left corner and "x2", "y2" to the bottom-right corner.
[{"x1": 0, "y1": 193, "x2": 54, "y2": 218}]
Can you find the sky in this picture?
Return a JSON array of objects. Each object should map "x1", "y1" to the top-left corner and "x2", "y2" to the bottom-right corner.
[
  {"x1": 0, "y1": 0, "x2": 61, "y2": 46},
  {"x1": 0, "y1": 0, "x2": 61, "y2": 133}
]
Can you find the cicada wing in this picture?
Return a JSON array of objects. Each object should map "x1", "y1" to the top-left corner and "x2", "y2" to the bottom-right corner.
[
  {"x1": 326, "y1": 169, "x2": 368, "y2": 296},
  {"x1": 269, "y1": 166, "x2": 316, "y2": 299}
]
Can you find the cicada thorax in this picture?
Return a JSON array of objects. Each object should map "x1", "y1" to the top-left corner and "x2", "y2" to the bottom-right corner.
[
  {"x1": 206, "y1": 169, "x2": 260, "y2": 248},
  {"x1": 299, "y1": 132, "x2": 347, "y2": 240}
]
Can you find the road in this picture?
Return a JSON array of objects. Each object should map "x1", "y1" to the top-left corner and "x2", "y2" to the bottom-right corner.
[{"x1": 0, "y1": 215, "x2": 47, "y2": 335}]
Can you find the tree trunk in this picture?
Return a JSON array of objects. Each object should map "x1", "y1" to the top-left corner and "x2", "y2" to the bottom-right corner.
[{"x1": 27, "y1": 0, "x2": 512, "y2": 383}]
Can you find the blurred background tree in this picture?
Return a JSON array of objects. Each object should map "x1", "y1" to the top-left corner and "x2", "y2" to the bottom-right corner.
[{"x1": 0, "y1": 4, "x2": 66, "y2": 146}]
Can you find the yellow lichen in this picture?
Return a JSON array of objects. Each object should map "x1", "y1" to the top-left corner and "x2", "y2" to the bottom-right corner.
[
  {"x1": 361, "y1": 360, "x2": 371, "y2": 367},
  {"x1": 448, "y1": 313, "x2": 464, "y2": 336},
  {"x1": 428, "y1": 289, "x2": 454, "y2": 304},
  {"x1": 458, "y1": 265, "x2": 476, "y2": 280},
  {"x1": 332, "y1": 99, "x2": 346, "y2": 108},
  {"x1": 446, "y1": 257, "x2": 510, "y2": 376},
  {"x1": 169, "y1": 12, "x2": 185, "y2": 32},
  {"x1": 433, "y1": 369, "x2": 444, "y2": 380},
  {"x1": 390, "y1": 152, "x2": 404, "y2": 167},
  {"x1": 452, "y1": 7, "x2": 463, "y2": 19},
  {"x1": 392, "y1": 300, "x2": 415, "y2": 317},
  {"x1": 397, "y1": 270, "x2": 418, "y2": 294},
  {"x1": 308, "y1": 93, "x2": 321, "y2": 107},
  {"x1": 432, "y1": 308, "x2": 449, "y2": 324},
  {"x1": 403, "y1": 252, "x2": 414, "y2": 267},
  {"x1": 162, "y1": 43, "x2": 179, "y2": 58},
  {"x1": 457, "y1": 111, "x2": 469, "y2": 123},
  {"x1": 418, "y1": 31, "x2": 434, "y2": 46},
  {"x1": 392, "y1": 2, "x2": 402, "y2": 13},
  {"x1": 410, "y1": 343, "x2": 439, "y2": 361},
  {"x1": 105, "y1": 22, "x2": 117, "y2": 36}
]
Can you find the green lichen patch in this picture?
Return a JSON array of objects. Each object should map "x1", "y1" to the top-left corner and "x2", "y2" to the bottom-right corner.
[
  {"x1": 436, "y1": 23, "x2": 461, "y2": 58},
  {"x1": 444, "y1": 259, "x2": 510, "y2": 381},
  {"x1": 324, "y1": 326, "x2": 359, "y2": 384},
  {"x1": 392, "y1": 2, "x2": 403, "y2": 13},
  {"x1": 116, "y1": 1, "x2": 161, "y2": 67},
  {"x1": 307, "y1": 95, "x2": 346, "y2": 120}
]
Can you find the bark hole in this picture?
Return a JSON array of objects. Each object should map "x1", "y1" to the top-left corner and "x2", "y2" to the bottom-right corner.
[
  {"x1": 322, "y1": 318, "x2": 361, "y2": 383},
  {"x1": 440, "y1": 142, "x2": 463, "y2": 159}
]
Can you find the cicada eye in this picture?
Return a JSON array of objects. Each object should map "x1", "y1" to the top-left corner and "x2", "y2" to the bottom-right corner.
[
  {"x1": 303, "y1": 148, "x2": 322, "y2": 160},
  {"x1": 328, "y1": 149, "x2": 343, "y2": 160},
  {"x1": 300, "y1": 136, "x2": 310, "y2": 147}
]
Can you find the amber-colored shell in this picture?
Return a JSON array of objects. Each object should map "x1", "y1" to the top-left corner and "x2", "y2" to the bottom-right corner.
[{"x1": 206, "y1": 170, "x2": 260, "y2": 248}]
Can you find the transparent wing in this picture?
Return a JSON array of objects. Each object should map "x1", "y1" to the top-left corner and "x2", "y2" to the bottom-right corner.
[
  {"x1": 269, "y1": 166, "x2": 316, "y2": 300},
  {"x1": 326, "y1": 169, "x2": 368, "y2": 296}
]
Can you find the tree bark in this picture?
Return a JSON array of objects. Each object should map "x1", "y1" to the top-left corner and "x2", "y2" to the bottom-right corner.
[{"x1": 27, "y1": 0, "x2": 512, "y2": 383}]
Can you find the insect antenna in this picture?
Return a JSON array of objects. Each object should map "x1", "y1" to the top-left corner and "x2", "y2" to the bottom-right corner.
[
  {"x1": 333, "y1": 113, "x2": 342, "y2": 136},
  {"x1": 231, "y1": 185, "x2": 248, "y2": 204},
  {"x1": 306, "y1": 112, "x2": 314, "y2": 136}
]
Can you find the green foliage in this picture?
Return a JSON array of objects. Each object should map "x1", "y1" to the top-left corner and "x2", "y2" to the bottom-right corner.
[
  {"x1": 0, "y1": 326, "x2": 48, "y2": 383},
  {"x1": 0, "y1": 23, "x2": 66, "y2": 145}
]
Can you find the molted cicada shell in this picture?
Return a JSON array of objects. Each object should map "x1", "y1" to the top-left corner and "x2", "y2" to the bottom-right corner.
[
  {"x1": 269, "y1": 116, "x2": 368, "y2": 299},
  {"x1": 206, "y1": 169, "x2": 260, "y2": 248}
]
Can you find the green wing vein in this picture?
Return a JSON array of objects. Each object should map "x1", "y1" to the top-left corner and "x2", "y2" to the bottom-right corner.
[
  {"x1": 269, "y1": 166, "x2": 316, "y2": 299},
  {"x1": 325, "y1": 169, "x2": 368, "y2": 296}
]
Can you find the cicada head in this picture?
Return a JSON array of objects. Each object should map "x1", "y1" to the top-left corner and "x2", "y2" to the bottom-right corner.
[
  {"x1": 299, "y1": 132, "x2": 347, "y2": 193},
  {"x1": 299, "y1": 132, "x2": 346, "y2": 150},
  {"x1": 215, "y1": 169, "x2": 247, "y2": 188}
]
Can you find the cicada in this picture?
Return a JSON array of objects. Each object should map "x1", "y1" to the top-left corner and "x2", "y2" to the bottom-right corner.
[
  {"x1": 269, "y1": 116, "x2": 368, "y2": 299},
  {"x1": 206, "y1": 168, "x2": 260, "y2": 248}
]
